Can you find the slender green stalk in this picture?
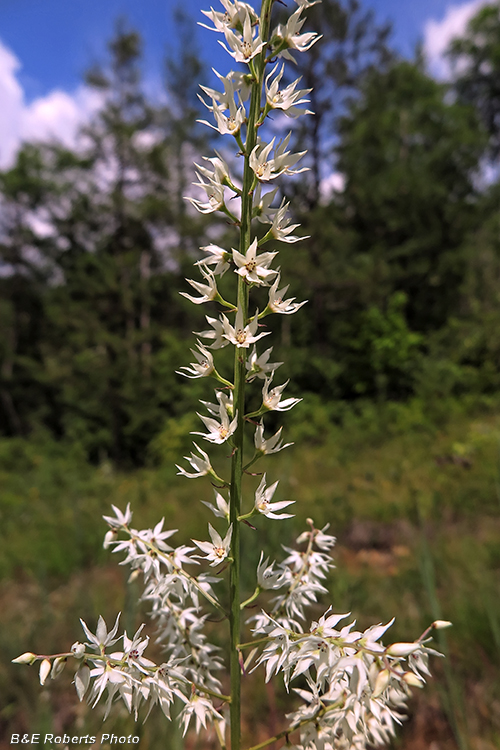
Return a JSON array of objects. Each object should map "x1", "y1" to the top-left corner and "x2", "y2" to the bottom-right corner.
[{"x1": 229, "y1": 3, "x2": 275, "y2": 748}]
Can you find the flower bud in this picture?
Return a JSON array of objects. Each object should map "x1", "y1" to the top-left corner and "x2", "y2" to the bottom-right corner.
[
  {"x1": 71, "y1": 642, "x2": 85, "y2": 658},
  {"x1": 402, "y1": 671, "x2": 424, "y2": 687},
  {"x1": 51, "y1": 656, "x2": 67, "y2": 678},
  {"x1": 368, "y1": 661, "x2": 379, "y2": 688},
  {"x1": 432, "y1": 620, "x2": 452, "y2": 630},
  {"x1": 12, "y1": 652, "x2": 37, "y2": 665},
  {"x1": 39, "y1": 659, "x2": 51, "y2": 685},
  {"x1": 103, "y1": 530, "x2": 117, "y2": 549},
  {"x1": 74, "y1": 664, "x2": 91, "y2": 701},
  {"x1": 372, "y1": 668, "x2": 390, "y2": 697},
  {"x1": 387, "y1": 642, "x2": 420, "y2": 657}
]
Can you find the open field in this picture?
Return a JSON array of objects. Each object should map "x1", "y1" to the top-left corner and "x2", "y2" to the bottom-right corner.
[{"x1": 1, "y1": 397, "x2": 499, "y2": 749}]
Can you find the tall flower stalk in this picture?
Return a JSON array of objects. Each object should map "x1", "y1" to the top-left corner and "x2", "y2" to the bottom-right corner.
[{"x1": 14, "y1": 2, "x2": 450, "y2": 748}]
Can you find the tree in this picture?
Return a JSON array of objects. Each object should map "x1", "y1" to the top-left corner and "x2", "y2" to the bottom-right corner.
[
  {"x1": 336, "y1": 60, "x2": 486, "y2": 332},
  {"x1": 277, "y1": 60, "x2": 485, "y2": 401},
  {"x1": 280, "y1": 0, "x2": 393, "y2": 209},
  {"x1": 0, "y1": 24, "x2": 209, "y2": 463},
  {"x1": 0, "y1": 145, "x2": 60, "y2": 436},
  {"x1": 447, "y1": 3, "x2": 500, "y2": 160},
  {"x1": 162, "y1": 7, "x2": 212, "y2": 257}
]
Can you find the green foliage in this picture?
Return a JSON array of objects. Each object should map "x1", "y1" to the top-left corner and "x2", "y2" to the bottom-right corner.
[
  {"x1": 0, "y1": 7, "x2": 499, "y2": 468},
  {"x1": 447, "y1": 2, "x2": 500, "y2": 158},
  {"x1": 0, "y1": 435, "x2": 109, "y2": 578},
  {"x1": 336, "y1": 60, "x2": 486, "y2": 331},
  {"x1": 0, "y1": 23, "x2": 211, "y2": 464},
  {"x1": 1, "y1": 400, "x2": 500, "y2": 745},
  {"x1": 281, "y1": 0, "x2": 394, "y2": 209}
]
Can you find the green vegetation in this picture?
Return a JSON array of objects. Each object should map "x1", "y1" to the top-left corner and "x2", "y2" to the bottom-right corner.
[
  {"x1": 1, "y1": 0, "x2": 500, "y2": 746},
  {"x1": 1, "y1": 398, "x2": 500, "y2": 747}
]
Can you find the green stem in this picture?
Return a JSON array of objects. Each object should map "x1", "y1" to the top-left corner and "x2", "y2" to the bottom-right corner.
[
  {"x1": 229, "y1": 4, "x2": 275, "y2": 749},
  {"x1": 237, "y1": 509, "x2": 256, "y2": 522},
  {"x1": 242, "y1": 454, "x2": 260, "y2": 472},
  {"x1": 229, "y1": 281, "x2": 247, "y2": 750},
  {"x1": 213, "y1": 369, "x2": 235, "y2": 389},
  {"x1": 237, "y1": 636, "x2": 271, "y2": 650},
  {"x1": 240, "y1": 586, "x2": 261, "y2": 609}
]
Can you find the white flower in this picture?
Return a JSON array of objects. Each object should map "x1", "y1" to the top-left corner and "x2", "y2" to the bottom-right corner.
[
  {"x1": 176, "y1": 443, "x2": 213, "y2": 479},
  {"x1": 268, "y1": 200, "x2": 306, "y2": 243},
  {"x1": 196, "y1": 315, "x2": 230, "y2": 350},
  {"x1": 187, "y1": 173, "x2": 225, "y2": 214},
  {"x1": 272, "y1": 7, "x2": 321, "y2": 63},
  {"x1": 180, "y1": 265, "x2": 218, "y2": 305},
  {"x1": 265, "y1": 64, "x2": 312, "y2": 118},
  {"x1": 222, "y1": 307, "x2": 271, "y2": 348},
  {"x1": 257, "y1": 552, "x2": 287, "y2": 589},
  {"x1": 246, "y1": 346, "x2": 283, "y2": 381},
  {"x1": 293, "y1": 0, "x2": 321, "y2": 7},
  {"x1": 254, "y1": 474, "x2": 295, "y2": 519},
  {"x1": 254, "y1": 615, "x2": 295, "y2": 682},
  {"x1": 201, "y1": 0, "x2": 258, "y2": 34},
  {"x1": 80, "y1": 614, "x2": 121, "y2": 650},
  {"x1": 192, "y1": 402, "x2": 238, "y2": 444},
  {"x1": 219, "y1": 10, "x2": 265, "y2": 63},
  {"x1": 253, "y1": 184, "x2": 279, "y2": 222},
  {"x1": 254, "y1": 422, "x2": 292, "y2": 454},
  {"x1": 200, "y1": 69, "x2": 251, "y2": 106},
  {"x1": 202, "y1": 490, "x2": 230, "y2": 521},
  {"x1": 249, "y1": 138, "x2": 276, "y2": 181},
  {"x1": 262, "y1": 375, "x2": 302, "y2": 411},
  {"x1": 110, "y1": 624, "x2": 151, "y2": 671},
  {"x1": 311, "y1": 524, "x2": 337, "y2": 551},
  {"x1": 199, "y1": 95, "x2": 246, "y2": 136},
  {"x1": 197, "y1": 153, "x2": 232, "y2": 186},
  {"x1": 268, "y1": 274, "x2": 307, "y2": 314},
  {"x1": 233, "y1": 238, "x2": 278, "y2": 284},
  {"x1": 193, "y1": 523, "x2": 233, "y2": 567},
  {"x1": 309, "y1": 608, "x2": 351, "y2": 638},
  {"x1": 273, "y1": 132, "x2": 307, "y2": 176},
  {"x1": 103, "y1": 503, "x2": 132, "y2": 529},
  {"x1": 201, "y1": 389, "x2": 234, "y2": 418},
  {"x1": 176, "y1": 342, "x2": 215, "y2": 379},
  {"x1": 250, "y1": 135, "x2": 306, "y2": 181},
  {"x1": 178, "y1": 693, "x2": 223, "y2": 736},
  {"x1": 198, "y1": 243, "x2": 231, "y2": 276},
  {"x1": 136, "y1": 519, "x2": 178, "y2": 553},
  {"x1": 186, "y1": 155, "x2": 231, "y2": 214},
  {"x1": 88, "y1": 662, "x2": 131, "y2": 710}
]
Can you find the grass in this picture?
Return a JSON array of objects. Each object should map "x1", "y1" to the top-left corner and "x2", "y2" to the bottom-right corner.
[{"x1": 1, "y1": 396, "x2": 500, "y2": 748}]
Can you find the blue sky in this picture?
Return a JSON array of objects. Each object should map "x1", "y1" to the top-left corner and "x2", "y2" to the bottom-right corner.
[
  {"x1": 0, "y1": 0, "x2": 486, "y2": 98},
  {"x1": 0, "y1": 0, "x2": 491, "y2": 166}
]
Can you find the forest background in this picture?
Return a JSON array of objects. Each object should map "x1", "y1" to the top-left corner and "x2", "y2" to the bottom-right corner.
[{"x1": 1, "y1": 1, "x2": 500, "y2": 748}]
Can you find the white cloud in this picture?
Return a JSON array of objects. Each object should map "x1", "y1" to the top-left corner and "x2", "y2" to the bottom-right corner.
[
  {"x1": 423, "y1": 0, "x2": 494, "y2": 79},
  {"x1": 320, "y1": 171, "x2": 345, "y2": 203},
  {"x1": 0, "y1": 39, "x2": 102, "y2": 168}
]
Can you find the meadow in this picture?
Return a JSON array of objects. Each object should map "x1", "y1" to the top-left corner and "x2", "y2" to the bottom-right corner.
[{"x1": 1, "y1": 395, "x2": 499, "y2": 750}]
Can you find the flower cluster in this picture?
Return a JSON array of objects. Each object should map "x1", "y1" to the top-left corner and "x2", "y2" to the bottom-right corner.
[
  {"x1": 14, "y1": 1, "x2": 448, "y2": 748},
  {"x1": 30, "y1": 505, "x2": 228, "y2": 734}
]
